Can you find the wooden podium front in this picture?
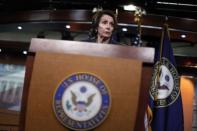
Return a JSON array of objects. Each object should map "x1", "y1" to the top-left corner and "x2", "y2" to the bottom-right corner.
[{"x1": 20, "y1": 38, "x2": 154, "y2": 131}]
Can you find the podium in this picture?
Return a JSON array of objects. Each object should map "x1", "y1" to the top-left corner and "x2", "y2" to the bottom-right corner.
[{"x1": 20, "y1": 38, "x2": 154, "y2": 131}]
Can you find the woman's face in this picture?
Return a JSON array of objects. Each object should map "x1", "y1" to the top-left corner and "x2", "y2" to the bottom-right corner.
[{"x1": 97, "y1": 14, "x2": 114, "y2": 39}]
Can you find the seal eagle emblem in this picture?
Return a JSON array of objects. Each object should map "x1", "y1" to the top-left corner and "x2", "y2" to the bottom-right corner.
[
  {"x1": 53, "y1": 73, "x2": 111, "y2": 130},
  {"x1": 150, "y1": 58, "x2": 180, "y2": 107}
]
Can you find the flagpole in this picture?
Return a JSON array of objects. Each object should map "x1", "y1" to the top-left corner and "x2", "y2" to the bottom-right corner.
[
  {"x1": 134, "y1": 8, "x2": 144, "y2": 47},
  {"x1": 160, "y1": 17, "x2": 169, "y2": 63},
  {"x1": 136, "y1": 12, "x2": 142, "y2": 46},
  {"x1": 154, "y1": 17, "x2": 169, "y2": 100}
]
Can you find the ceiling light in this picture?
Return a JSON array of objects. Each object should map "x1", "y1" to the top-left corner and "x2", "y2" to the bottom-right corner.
[
  {"x1": 122, "y1": 28, "x2": 128, "y2": 32},
  {"x1": 182, "y1": 75, "x2": 194, "y2": 79},
  {"x1": 23, "y1": 50, "x2": 27, "y2": 55},
  {"x1": 65, "y1": 25, "x2": 71, "y2": 29},
  {"x1": 123, "y1": 4, "x2": 138, "y2": 11},
  {"x1": 157, "y1": 1, "x2": 197, "y2": 7},
  {"x1": 181, "y1": 34, "x2": 186, "y2": 38},
  {"x1": 17, "y1": 26, "x2": 23, "y2": 30},
  {"x1": 0, "y1": 49, "x2": 1, "y2": 52},
  {"x1": 92, "y1": 7, "x2": 103, "y2": 13}
]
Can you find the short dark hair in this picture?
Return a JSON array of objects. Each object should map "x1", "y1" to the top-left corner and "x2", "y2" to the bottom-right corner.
[{"x1": 89, "y1": 10, "x2": 117, "y2": 38}]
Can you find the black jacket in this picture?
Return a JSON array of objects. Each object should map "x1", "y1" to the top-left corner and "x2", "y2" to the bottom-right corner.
[{"x1": 83, "y1": 37, "x2": 119, "y2": 45}]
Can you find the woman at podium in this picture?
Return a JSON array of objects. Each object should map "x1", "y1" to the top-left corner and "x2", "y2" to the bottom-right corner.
[{"x1": 85, "y1": 10, "x2": 118, "y2": 44}]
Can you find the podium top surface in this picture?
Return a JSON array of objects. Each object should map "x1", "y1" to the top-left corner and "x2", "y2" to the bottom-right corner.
[{"x1": 29, "y1": 38, "x2": 155, "y2": 63}]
